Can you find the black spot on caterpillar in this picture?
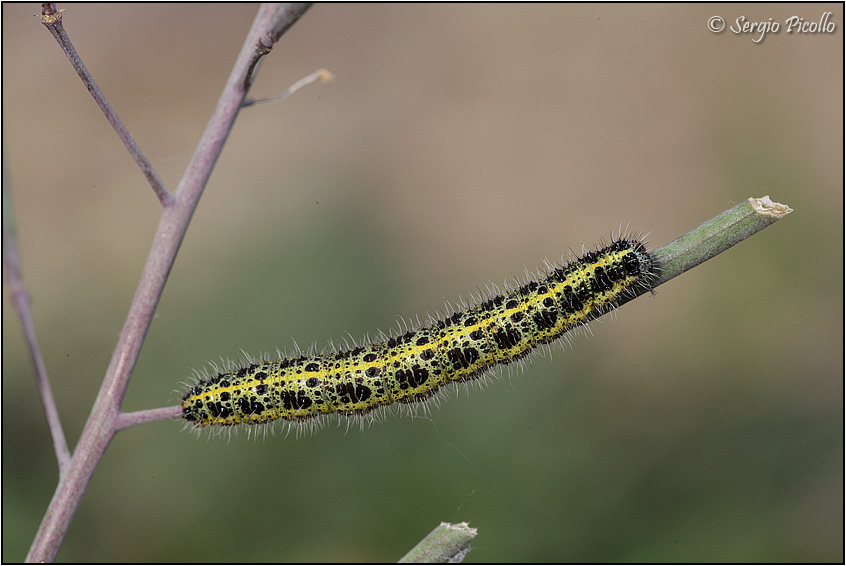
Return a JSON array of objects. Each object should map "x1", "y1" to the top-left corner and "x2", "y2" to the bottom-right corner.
[{"x1": 182, "y1": 237, "x2": 654, "y2": 430}]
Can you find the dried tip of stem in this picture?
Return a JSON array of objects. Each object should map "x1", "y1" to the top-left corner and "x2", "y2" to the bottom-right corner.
[
  {"x1": 442, "y1": 521, "x2": 477, "y2": 535},
  {"x1": 41, "y1": 8, "x2": 65, "y2": 25},
  {"x1": 244, "y1": 68, "x2": 334, "y2": 107},
  {"x1": 314, "y1": 68, "x2": 335, "y2": 83},
  {"x1": 750, "y1": 195, "x2": 792, "y2": 218}
]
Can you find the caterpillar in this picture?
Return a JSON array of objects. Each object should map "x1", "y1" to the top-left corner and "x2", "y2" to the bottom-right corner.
[{"x1": 182, "y1": 237, "x2": 655, "y2": 430}]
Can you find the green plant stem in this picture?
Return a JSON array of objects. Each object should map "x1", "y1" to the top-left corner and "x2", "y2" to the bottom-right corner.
[
  {"x1": 616, "y1": 196, "x2": 792, "y2": 310},
  {"x1": 651, "y1": 196, "x2": 792, "y2": 285},
  {"x1": 398, "y1": 522, "x2": 477, "y2": 563}
]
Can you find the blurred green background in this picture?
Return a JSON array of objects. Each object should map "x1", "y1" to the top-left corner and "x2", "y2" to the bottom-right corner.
[{"x1": 3, "y1": 4, "x2": 842, "y2": 562}]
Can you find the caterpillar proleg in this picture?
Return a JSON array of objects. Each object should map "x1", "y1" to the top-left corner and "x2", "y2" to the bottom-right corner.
[{"x1": 182, "y1": 237, "x2": 655, "y2": 430}]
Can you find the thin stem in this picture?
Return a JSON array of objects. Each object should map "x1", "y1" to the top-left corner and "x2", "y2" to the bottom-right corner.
[
  {"x1": 39, "y1": 4, "x2": 173, "y2": 206},
  {"x1": 243, "y1": 68, "x2": 333, "y2": 108},
  {"x1": 25, "y1": 4, "x2": 310, "y2": 562},
  {"x1": 115, "y1": 406, "x2": 183, "y2": 431},
  {"x1": 3, "y1": 152, "x2": 71, "y2": 474}
]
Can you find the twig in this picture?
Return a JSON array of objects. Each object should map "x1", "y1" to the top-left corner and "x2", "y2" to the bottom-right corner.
[
  {"x1": 25, "y1": 4, "x2": 311, "y2": 562},
  {"x1": 2, "y1": 152, "x2": 71, "y2": 474},
  {"x1": 243, "y1": 68, "x2": 334, "y2": 107},
  {"x1": 39, "y1": 3, "x2": 172, "y2": 205},
  {"x1": 115, "y1": 406, "x2": 183, "y2": 431}
]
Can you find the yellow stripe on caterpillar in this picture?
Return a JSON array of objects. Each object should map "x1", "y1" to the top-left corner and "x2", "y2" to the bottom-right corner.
[{"x1": 182, "y1": 237, "x2": 654, "y2": 428}]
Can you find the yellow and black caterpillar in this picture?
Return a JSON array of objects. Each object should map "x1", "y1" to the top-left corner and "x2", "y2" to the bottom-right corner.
[{"x1": 182, "y1": 237, "x2": 654, "y2": 428}]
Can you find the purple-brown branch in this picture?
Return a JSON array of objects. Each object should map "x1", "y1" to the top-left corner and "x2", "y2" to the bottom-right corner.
[
  {"x1": 25, "y1": 3, "x2": 312, "y2": 562},
  {"x1": 115, "y1": 406, "x2": 183, "y2": 431},
  {"x1": 3, "y1": 188, "x2": 71, "y2": 473},
  {"x1": 39, "y1": 3, "x2": 173, "y2": 205}
]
